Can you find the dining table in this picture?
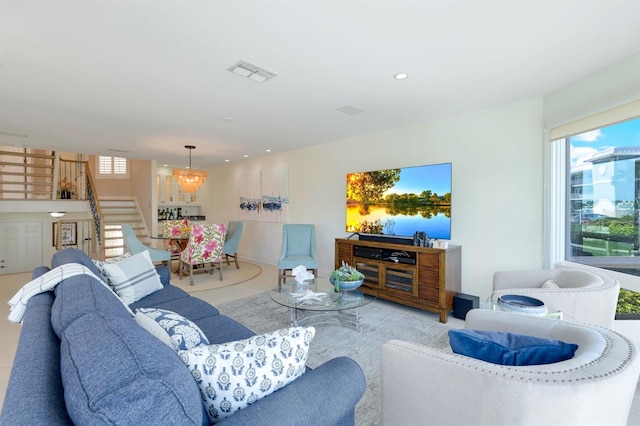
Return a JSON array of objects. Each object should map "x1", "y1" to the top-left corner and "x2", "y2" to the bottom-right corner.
[
  {"x1": 150, "y1": 234, "x2": 188, "y2": 248},
  {"x1": 149, "y1": 235, "x2": 189, "y2": 271}
]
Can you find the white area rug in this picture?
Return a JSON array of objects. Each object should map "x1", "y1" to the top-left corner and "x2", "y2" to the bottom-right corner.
[
  {"x1": 171, "y1": 261, "x2": 262, "y2": 293},
  {"x1": 217, "y1": 292, "x2": 453, "y2": 426}
]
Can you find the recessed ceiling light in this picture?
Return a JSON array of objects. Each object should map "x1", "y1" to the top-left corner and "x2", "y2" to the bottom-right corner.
[
  {"x1": 222, "y1": 116, "x2": 234, "y2": 122},
  {"x1": 243, "y1": 155, "x2": 249, "y2": 158},
  {"x1": 394, "y1": 73, "x2": 409, "y2": 80},
  {"x1": 265, "y1": 149, "x2": 271, "y2": 153},
  {"x1": 225, "y1": 159, "x2": 230, "y2": 162}
]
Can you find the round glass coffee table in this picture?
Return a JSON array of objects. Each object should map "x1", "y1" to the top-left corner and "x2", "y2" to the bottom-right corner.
[{"x1": 270, "y1": 278, "x2": 375, "y2": 331}]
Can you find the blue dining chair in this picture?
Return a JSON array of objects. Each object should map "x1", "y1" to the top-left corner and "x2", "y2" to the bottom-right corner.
[
  {"x1": 122, "y1": 224, "x2": 171, "y2": 265},
  {"x1": 277, "y1": 224, "x2": 318, "y2": 289},
  {"x1": 222, "y1": 221, "x2": 243, "y2": 269}
]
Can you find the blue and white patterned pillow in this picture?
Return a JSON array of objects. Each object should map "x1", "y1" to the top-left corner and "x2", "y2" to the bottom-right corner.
[
  {"x1": 135, "y1": 308, "x2": 210, "y2": 352},
  {"x1": 178, "y1": 326, "x2": 315, "y2": 422}
]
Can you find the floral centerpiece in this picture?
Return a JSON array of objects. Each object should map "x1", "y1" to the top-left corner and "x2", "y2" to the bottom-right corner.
[
  {"x1": 330, "y1": 261, "x2": 365, "y2": 291},
  {"x1": 58, "y1": 177, "x2": 76, "y2": 199}
]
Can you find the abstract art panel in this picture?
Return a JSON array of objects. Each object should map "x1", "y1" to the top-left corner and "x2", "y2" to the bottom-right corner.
[
  {"x1": 261, "y1": 166, "x2": 289, "y2": 222},
  {"x1": 239, "y1": 169, "x2": 261, "y2": 221}
]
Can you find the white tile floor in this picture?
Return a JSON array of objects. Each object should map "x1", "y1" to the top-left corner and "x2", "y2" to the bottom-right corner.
[{"x1": 1, "y1": 264, "x2": 639, "y2": 425}]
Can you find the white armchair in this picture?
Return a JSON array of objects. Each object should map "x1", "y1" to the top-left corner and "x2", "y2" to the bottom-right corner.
[
  {"x1": 381, "y1": 309, "x2": 640, "y2": 426},
  {"x1": 491, "y1": 266, "x2": 620, "y2": 328}
]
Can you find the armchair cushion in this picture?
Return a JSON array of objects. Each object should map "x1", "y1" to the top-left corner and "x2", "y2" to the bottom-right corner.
[{"x1": 448, "y1": 329, "x2": 578, "y2": 366}]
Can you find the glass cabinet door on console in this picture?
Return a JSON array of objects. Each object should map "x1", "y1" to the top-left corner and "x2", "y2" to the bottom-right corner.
[
  {"x1": 355, "y1": 260, "x2": 380, "y2": 288},
  {"x1": 355, "y1": 260, "x2": 416, "y2": 296},
  {"x1": 384, "y1": 266, "x2": 416, "y2": 295}
]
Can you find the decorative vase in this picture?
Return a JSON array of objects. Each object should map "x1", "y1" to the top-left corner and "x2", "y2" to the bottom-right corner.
[
  {"x1": 330, "y1": 277, "x2": 364, "y2": 291},
  {"x1": 60, "y1": 190, "x2": 71, "y2": 199}
]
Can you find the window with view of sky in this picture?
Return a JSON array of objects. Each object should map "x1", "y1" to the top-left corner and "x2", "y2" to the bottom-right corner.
[{"x1": 568, "y1": 117, "x2": 640, "y2": 274}]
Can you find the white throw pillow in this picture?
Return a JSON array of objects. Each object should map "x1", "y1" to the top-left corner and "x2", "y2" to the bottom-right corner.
[
  {"x1": 178, "y1": 326, "x2": 315, "y2": 422},
  {"x1": 92, "y1": 253, "x2": 132, "y2": 277},
  {"x1": 134, "y1": 308, "x2": 209, "y2": 352},
  {"x1": 100, "y1": 251, "x2": 163, "y2": 304}
]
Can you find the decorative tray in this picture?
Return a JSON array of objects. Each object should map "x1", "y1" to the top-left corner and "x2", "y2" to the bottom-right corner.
[{"x1": 497, "y1": 294, "x2": 548, "y2": 316}]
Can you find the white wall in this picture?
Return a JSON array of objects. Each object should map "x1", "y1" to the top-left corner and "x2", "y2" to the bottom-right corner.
[
  {"x1": 200, "y1": 97, "x2": 544, "y2": 300},
  {"x1": 130, "y1": 159, "x2": 153, "y2": 232},
  {"x1": 0, "y1": 192, "x2": 92, "y2": 265},
  {"x1": 543, "y1": 52, "x2": 640, "y2": 126}
]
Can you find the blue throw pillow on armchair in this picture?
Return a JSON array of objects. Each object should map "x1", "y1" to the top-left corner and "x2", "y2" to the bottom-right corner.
[{"x1": 448, "y1": 329, "x2": 578, "y2": 366}]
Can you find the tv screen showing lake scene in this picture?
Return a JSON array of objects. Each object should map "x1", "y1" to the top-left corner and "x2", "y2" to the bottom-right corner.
[{"x1": 346, "y1": 163, "x2": 452, "y2": 239}]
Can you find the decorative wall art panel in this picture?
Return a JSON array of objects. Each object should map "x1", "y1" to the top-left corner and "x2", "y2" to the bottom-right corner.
[
  {"x1": 239, "y1": 169, "x2": 261, "y2": 221},
  {"x1": 237, "y1": 166, "x2": 289, "y2": 222},
  {"x1": 261, "y1": 166, "x2": 289, "y2": 223}
]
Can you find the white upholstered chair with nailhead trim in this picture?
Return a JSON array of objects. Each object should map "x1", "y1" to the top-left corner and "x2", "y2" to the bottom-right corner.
[{"x1": 381, "y1": 309, "x2": 640, "y2": 426}]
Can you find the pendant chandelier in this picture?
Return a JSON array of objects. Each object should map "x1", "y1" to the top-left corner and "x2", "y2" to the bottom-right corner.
[{"x1": 173, "y1": 145, "x2": 207, "y2": 193}]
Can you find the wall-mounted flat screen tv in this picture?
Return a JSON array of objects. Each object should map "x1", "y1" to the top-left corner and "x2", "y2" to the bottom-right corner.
[{"x1": 346, "y1": 162, "x2": 452, "y2": 239}]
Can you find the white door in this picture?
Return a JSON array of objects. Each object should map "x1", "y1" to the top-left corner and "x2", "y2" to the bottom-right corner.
[{"x1": 0, "y1": 221, "x2": 43, "y2": 275}]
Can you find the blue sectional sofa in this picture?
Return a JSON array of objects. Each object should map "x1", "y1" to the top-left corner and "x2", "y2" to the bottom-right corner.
[{"x1": 1, "y1": 248, "x2": 365, "y2": 425}]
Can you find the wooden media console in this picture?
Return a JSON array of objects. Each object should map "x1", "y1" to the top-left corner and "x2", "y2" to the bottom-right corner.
[{"x1": 335, "y1": 238, "x2": 462, "y2": 323}]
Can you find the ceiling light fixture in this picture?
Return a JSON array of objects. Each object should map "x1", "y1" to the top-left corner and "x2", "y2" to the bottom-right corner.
[
  {"x1": 173, "y1": 145, "x2": 207, "y2": 193},
  {"x1": 228, "y1": 60, "x2": 277, "y2": 83},
  {"x1": 394, "y1": 73, "x2": 409, "y2": 80},
  {"x1": 49, "y1": 212, "x2": 66, "y2": 218},
  {"x1": 337, "y1": 105, "x2": 365, "y2": 115}
]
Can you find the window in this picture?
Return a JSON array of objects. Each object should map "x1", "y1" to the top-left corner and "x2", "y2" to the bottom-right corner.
[
  {"x1": 96, "y1": 156, "x2": 129, "y2": 179},
  {"x1": 550, "y1": 113, "x2": 640, "y2": 276}
]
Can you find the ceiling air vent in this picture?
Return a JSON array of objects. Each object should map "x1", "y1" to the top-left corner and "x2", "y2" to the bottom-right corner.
[{"x1": 228, "y1": 60, "x2": 277, "y2": 83}]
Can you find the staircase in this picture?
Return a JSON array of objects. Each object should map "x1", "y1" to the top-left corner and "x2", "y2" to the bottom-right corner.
[{"x1": 99, "y1": 196, "x2": 150, "y2": 259}]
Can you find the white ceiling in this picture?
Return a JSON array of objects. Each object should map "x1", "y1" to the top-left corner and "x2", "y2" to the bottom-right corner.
[{"x1": 1, "y1": 0, "x2": 638, "y2": 168}]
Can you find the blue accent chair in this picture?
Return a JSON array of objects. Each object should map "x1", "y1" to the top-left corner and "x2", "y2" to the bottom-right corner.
[
  {"x1": 122, "y1": 224, "x2": 171, "y2": 265},
  {"x1": 277, "y1": 224, "x2": 318, "y2": 289},
  {"x1": 222, "y1": 220, "x2": 244, "y2": 269}
]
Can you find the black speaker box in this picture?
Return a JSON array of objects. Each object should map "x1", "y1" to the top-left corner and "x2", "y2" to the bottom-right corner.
[{"x1": 453, "y1": 293, "x2": 479, "y2": 320}]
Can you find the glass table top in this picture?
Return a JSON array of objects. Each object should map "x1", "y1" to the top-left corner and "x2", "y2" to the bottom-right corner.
[{"x1": 270, "y1": 278, "x2": 374, "y2": 312}]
